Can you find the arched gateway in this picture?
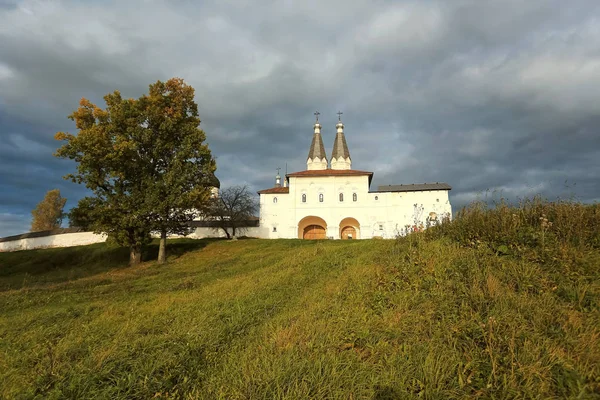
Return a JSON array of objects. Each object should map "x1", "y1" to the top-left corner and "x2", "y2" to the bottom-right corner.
[
  {"x1": 339, "y1": 217, "x2": 360, "y2": 240},
  {"x1": 298, "y1": 216, "x2": 327, "y2": 239}
]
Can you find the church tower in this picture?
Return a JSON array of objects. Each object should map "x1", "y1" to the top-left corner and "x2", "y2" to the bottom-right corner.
[
  {"x1": 330, "y1": 112, "x2": 351, "y2": 170},
  {"x1": 306, "y1": 111, "x2": 328, "y2": 170}
]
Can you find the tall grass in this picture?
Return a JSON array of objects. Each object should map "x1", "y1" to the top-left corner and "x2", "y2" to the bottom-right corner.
[
  {"x1": 427, "y1": 195, "x2": 600, "y2": 256},
  {"x1": 0, "y1": 198, "x2": 598, "y2": 399}
]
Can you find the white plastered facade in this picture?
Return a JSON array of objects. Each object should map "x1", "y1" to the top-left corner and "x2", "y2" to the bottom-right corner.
[
  {"x1": 256, "y1": 118, "x2": 452, "y2": 239},
  {"x1": 258, "y1": 175, "x2": 452, "y2": 239}
]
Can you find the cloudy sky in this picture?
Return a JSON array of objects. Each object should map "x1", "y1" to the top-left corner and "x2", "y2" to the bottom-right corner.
[{"x1": 1, "y1": 0, "x2": 599, "y2": 237}]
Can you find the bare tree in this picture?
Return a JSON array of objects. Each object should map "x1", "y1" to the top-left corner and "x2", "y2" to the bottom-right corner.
[{"x1": 208, "y1": 186, "x2": 258, "y2": 239}]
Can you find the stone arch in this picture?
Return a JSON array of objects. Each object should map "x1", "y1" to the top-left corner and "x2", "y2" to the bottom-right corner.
[
  {"x1": 339, "y1": 217, "x2": 360, "y2": 240},
  {"x1": 298, "y1": 216, "x2": 328, "y2": 239}
]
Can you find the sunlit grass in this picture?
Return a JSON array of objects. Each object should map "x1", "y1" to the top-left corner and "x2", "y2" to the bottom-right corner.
[{"x1": 0, "y1": 199, "x2": 598, "y2": 399}]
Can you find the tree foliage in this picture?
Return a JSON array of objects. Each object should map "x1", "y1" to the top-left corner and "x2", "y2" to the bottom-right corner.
[
  {"x1": 138, "y1": 79, "x2": 216, "y2": 263},
  {"x1": 30, "y1": 189, "x2": 67, "y2": 232},
  {"x1": 208, "y1": 186, "x2": 258, "y2": 239},
  {"x1": 68, "y1": 196, "x2": 97, "y2": 230},
  {"x1": 55, "y1": 78, "x2": 215, "y2": 264}
]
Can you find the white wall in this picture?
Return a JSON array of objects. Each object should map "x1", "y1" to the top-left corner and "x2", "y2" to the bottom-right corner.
[
  {"x1": 188, "y1": 227, "x2": 264, "y2": 239},
  {"x1": 0, "y1": 227, "x2": 268, "y2": 253},
  {"x1": 0, "y1": 232, "x2": 108, "y2": 252},
  {"x1": 260, "y1": 175, "x2": 452, "y2": 239},
  {"x1": 0, "y1": 178, "x2": 452, "y2": 251}
]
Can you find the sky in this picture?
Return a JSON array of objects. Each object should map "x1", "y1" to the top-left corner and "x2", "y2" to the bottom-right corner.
[{"x1": 1, "y1": 0, "x2": 600, "y2": 237}]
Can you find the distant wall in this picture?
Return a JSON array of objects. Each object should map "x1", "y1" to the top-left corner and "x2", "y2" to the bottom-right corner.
[
  {"x1": 0, "y1": 231, "x2": 108, "y2": 252},
  {"x1": 0, "y1": 227, "x2": 265, "y2": 252},
  {"x1": 188, "y1": 226, "x2": 264, "y2": 239}
]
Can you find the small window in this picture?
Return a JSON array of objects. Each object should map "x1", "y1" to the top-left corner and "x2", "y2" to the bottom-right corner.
[
  {"x1": 353, "y1": 193, "x2": 357, "y2": 202},
  {"x1": 273, "y1": 197, "x2": 277, "y2": 203},
  {"x1": 302, "y1": 193, "x2": 306, "y2": 203},
  {"x1": 379, "y1": 224, "x2": 383, "y2": 230},
  {"x1": 339, "y1": 193, "x2": 344, "y2": 202},
  {"x1": 273, "y1": 227, "x2": 277, "y2": 232},
  {"x1": 319, "y1": 193, "x2": 324, "y2": 202},
  {"x1": 375, "y1": 195, "x2": 379, "y2": 200},
  {"x1": 436, "y1": 198, "x2": 439, "y2": 202}
]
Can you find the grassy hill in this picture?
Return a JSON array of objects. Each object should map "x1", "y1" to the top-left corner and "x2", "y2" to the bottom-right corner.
[{"x1": 0, "y1": 199, "x2": 599, "y2": 399}]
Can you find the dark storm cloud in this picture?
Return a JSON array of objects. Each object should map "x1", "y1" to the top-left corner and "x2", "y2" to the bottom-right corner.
[{"x1": 0, "y1": 0, "x2": 599, "y2": 237}]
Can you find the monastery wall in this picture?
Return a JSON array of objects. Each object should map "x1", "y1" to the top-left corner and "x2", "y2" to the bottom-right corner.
[
  {"x1": 260, "y1": 175, "x2": 451, "y2": 239},
  {"x1": 187, "y1": 227, "x2": 264, "y2": 239},
  {"x1": 0, "y1": 231, "x2": 108, "y2": 252},
  {"x1": 0, "y1": 228, "x2": 267, "y2": 252}
]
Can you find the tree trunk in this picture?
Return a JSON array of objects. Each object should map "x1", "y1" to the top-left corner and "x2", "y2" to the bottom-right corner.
[
  {"x1": 232, "y1": 226, "x2": 236, "y2": 239},
  {"x1": 158, "y1": 229, "x2": 167, "y2": 264},
  {"x1": 130, "y1": 244, "x2": 142, "y2": 265},
  {"x1": 222, "y1": 227, "x2": 231, "y2": 239}
]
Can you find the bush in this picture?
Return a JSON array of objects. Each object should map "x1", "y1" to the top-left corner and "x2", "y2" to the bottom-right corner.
[{"x1": 424, "y1": 196, "x2": 600, "y2": 257}]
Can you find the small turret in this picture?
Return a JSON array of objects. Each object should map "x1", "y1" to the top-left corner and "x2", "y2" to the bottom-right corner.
[
  {"x1": 208, "y1": 172, "x2": 220, "y2": 198},
  {"x1": 275, "y1": 167, "x2": 282, "y2": 188}
]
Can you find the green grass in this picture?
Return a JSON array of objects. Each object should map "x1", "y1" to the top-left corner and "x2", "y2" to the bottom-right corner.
[{"x1": 0, "y1": 201, "x2": 599, "y2": 399}]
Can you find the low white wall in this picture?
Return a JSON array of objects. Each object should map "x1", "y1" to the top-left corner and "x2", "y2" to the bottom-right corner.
[
  {"x1": 0, "y1": 232, "x2": 108, "y2": 252},
  {"x1": 0, "y1": 227, "x2": 265, "y2": 252},
  {"x1": 188, "y1": 227, "x2": 264, "y2": 239}
]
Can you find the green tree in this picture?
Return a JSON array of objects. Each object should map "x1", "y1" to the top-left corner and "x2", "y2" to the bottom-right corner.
[
  {"x1": 55, "y1": 93, "x2": 152, "y2": 264},
  {"x1": 67, "y1": 196, "x2": 96, "y2": 230},
  {"x1": 55, "y1": 78, "x2": 215, "y2": 265},
  {"x1": 30, "y1": 189, "x2": 67, "y2": 231},
  {"x1": 138, "y1": 78, "x2": 216, "y2": 264}
]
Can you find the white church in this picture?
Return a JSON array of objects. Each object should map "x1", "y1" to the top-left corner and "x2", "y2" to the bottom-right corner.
[
  {"x1": 255, "y1": 113, "x2": 452, "y2": 240},
  {"x1": 0, "y1": 113, "x2": 453, "y2": 251}
]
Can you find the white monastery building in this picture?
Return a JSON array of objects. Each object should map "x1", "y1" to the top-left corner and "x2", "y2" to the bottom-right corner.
[
  {"x1": 0, "y1": 113, "x2": 453, "y2": 251},
  {"x1": 256, "y1": 113, "x2": 453, "y2": 240}
]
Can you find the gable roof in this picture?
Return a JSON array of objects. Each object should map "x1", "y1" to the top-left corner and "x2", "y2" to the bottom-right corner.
[
  {"x1": 286, "y1": 169, "x2": 373, "y2": 186},
  {"x1": 286, "y1": 169, "x2": 372, "y2": 178},
  {"x1": 376, "y1": 183, "x2": 452, "y2": 192},
  {"x1": 257, "y1": 187, "x2": 290, "y2": 195}
]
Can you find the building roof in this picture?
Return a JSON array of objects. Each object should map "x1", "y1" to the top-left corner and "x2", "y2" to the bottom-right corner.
[
  {"x1": 286, "y1": 169, "x2": 373, "y2": 178},
  {"x1": 286, "y1": 169, "x2": 373, "y2": 186},
  {"x1": 257, "y1": 187, "x2": 290, "y2": 195},
  {"x1": 376, "y1": 183, "x2": 452, "y2": 192},
  {"x1": 0, "y1": 227, "x2": 87, "y2": 242},
  {"x1": 307, "y1": 130, "x2": 327, "y2": 161},
  {"x1": 331, "y1": 128, "x2": 351, "y2": 160},
  {"x1": 208, "y1": 173, "x2": 220, "y2": 188}
]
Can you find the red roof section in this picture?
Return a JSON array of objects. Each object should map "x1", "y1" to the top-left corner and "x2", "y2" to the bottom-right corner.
[
  {"x1": 257, "y1": 187, "x2": 290, "y2": 194},
  {"x1": 286, "y1": 169, "x2": 373, "y2": 178}
]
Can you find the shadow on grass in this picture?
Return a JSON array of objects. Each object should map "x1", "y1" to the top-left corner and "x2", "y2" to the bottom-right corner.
[
  {"x1": 0, "y1": 238, "x2": 221, "y2": 291},
  {"x1": 373, "y1": 386, "x2": 403, "y2": 400}
]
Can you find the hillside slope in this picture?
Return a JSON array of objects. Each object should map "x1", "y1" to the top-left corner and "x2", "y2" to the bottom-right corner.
[{"x1": 0, "y1": 233, "x2": 599, "y2": 398}]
